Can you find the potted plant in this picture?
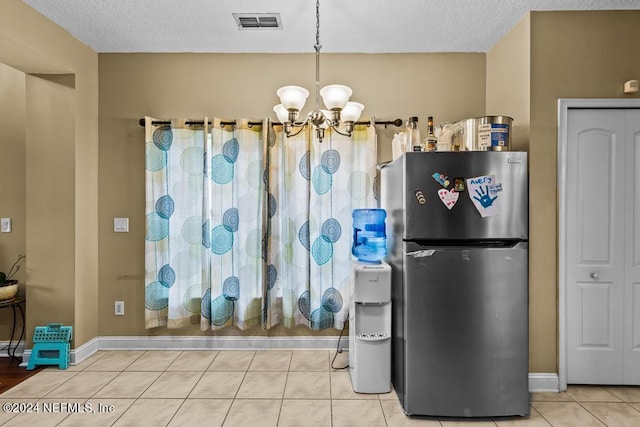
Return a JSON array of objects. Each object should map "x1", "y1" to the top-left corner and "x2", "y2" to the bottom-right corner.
[{"x1": 0, "y1": 254, "x2": 25, "y2": 301}]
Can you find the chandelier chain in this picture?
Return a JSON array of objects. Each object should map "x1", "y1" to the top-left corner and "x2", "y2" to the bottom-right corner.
[
  {"x1": 315, "y1": 0, "x2": 321, "y2": 52},
  {"x1": 314, "y1": 0, "x2": 322, "y2": 109}
]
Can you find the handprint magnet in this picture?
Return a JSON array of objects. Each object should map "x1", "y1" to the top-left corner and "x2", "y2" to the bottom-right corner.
[{"x1": 466, "y1": 175, "x2": 500, "y2": 217}]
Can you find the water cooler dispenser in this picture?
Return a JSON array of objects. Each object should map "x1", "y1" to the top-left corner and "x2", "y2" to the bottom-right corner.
[{"x1": 349, "y1": 209, "x2": 392, "y2": 394}]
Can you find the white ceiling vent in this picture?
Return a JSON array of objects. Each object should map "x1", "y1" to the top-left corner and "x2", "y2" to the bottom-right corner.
[{"x1": 233, "y1": 13, "x2": 282, "y2": 30}]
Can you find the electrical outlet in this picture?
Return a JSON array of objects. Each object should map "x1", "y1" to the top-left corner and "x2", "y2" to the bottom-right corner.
[
  {"x1": 115, "y1": 301, "x2": 125, "y2": 316},
  {"x1": 1, "y1": 218, "x2": 11, "y2": 233}
]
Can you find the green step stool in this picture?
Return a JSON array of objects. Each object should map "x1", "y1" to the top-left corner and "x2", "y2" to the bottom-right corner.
[{"x1": 26, "y1": 323, "x2": 73, "y2": 370}]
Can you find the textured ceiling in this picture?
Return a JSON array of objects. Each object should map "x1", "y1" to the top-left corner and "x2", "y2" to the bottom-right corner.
[{"x1": 21, "y1": 0, "x2": 640, "y2": 53}]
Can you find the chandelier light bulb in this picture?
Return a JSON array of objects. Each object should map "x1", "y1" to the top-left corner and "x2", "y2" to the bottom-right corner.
[
  {"x1": 276, "y1": 86, "x2": 309, "y2": 111},
  {"x1": 341, "y1": 102, "x2": 364, "y2": 123},
  {"x1": 319, "y1": 84, "x2": 352, "y2": 110},
  {"x1": 273, "y1": 104, "x2": 289, "y2": 123}
]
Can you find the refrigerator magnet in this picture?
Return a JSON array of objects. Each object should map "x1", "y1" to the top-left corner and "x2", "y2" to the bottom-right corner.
[
  {"x1": 432, "y1": 172, "x2": 451, "y2": 188},
  {"x1": 414, "y1": 189, "x2": 427, "y2": 205},
  {"x1": 454, "y1": 178, "x2": 465, "y2": 192},
  {"x1": 466, "y1": 175, "x2": 499, "y2": 217},
  {"x1": 437, "y1": 188, "x2": 459, "y2": 210}
]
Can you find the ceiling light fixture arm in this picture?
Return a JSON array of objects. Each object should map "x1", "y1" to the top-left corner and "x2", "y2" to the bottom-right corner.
[
  {"x1": 331, "y1": 125, "x2": 354, "y2": 137},
  {"x1": 285, "y1": 122, "x2": 307, "y2": 138}
]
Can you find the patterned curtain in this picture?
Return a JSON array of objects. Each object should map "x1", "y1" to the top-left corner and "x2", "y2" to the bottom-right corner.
[
  {"x1": 266, "y1": 124, "x2": 377, "y2": 330},
  {"x1": 145, "y1": 117, "x2": 377, "y2": 331},
  {"x1": 144, "y1": 118, "x2": 205, "y2": 329},
  {"x1": 200, "y1": 118, "x2": 265, "y2": 330}
]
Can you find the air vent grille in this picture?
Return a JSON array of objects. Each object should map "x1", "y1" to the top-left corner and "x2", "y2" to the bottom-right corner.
[{"x1": 233, "y1": 13, "x2": 282, "y2": 30}]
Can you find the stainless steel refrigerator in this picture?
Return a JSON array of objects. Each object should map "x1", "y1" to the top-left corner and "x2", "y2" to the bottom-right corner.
[{"x1": 380, "y1": 151, "x2": 529, "y2": 418}]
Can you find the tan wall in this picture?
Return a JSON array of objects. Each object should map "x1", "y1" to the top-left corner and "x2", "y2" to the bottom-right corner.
[
  {"x1": 486, "y1": 16, "x2": 541, "y2": 372},
  {"x1": 98, "y1": 52, "x2": 486, "y2": 336},
  {"x1": 0, "y1": 63, "x2": 26, "y2": 338},
  {"x1": 25, "y1": 74, "x2": 76, "y2": 330},
  {"x1": 486, "y1": 15, "x2": 530, "y2": 152},
  {"x1": 0, "y1": 0, "x2": 99, "y2": 347},
  {"x1": 527, "y1": 10, "x2": 640, "y2": 373}
]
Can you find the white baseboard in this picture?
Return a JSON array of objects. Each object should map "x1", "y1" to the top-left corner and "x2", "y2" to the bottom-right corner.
[
  {"x1": 21, "y1": 335, "x2": 347, "y2": 366},
  {"x1": 528, "y1": 373, "x2": 559, "y2": 393},
  {"x1": 0, "y1": 341, "x2": 25, "y2": 358},
  {"x1": 96, "y1": 335, "x2": 346, "y2": 352},
  {"x1": 18, "y1": 336, "x2": 560, "y2": 393},
  {"x1": 71, "y1": 336, "x2": 100, "y2": 364}
]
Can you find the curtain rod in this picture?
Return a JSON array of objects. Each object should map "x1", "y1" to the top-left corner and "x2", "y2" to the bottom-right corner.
[{"x1": 138, "y1": 118, "x2": 404, "y2": 128}]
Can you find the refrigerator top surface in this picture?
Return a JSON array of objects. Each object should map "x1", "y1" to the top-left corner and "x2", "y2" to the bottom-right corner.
[{"x1": 381, "y1": 151, "x2": 528, "y2": 241}]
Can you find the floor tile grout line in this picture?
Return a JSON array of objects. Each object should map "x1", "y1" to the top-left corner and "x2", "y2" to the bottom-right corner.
[
  {"x1": 201, "y1": 349, "x2": 220, "y2": 372},
  {"x1": 574, "y1": 400, "x2": 611, "y2": 426},
  {"x1": 92, "y1": 352, "x2": 171, "y2": 399},
  {"x1": 628, "y1": 402, "x2": 640, "y2": 414},
  {"x1": 86, "y1": 369, "x2": 135, "y2": 401},
  {"x1": 166, "y1": 351, "x2": 212, "y2": 425},
  {"x1": 376, "y1": 397, "x2": 389, "y2": 427},
  {"x1": 102, "y1": 355, "x2": 144, "y2": 427},
  {"x1": 606, "y1": 387, "x2": 640, "y2": 404},
  {"x1": 35, "y1": 370, "x2": 82, "y2": 400},
  {"x1": 526, "y1": 405, "x2": 552, "y2": 427},
  {"x1": 106, "y1": 350, "x2": 184, "y2": 426},
  {"x1": 219, "y1": 350, "x2": 256, "y2": 426},
  {"x1": 574, "y1": 399, "x2": 640, "y2": 425},
  {"x1": 565, "y1": 385, "x2": 623, "y2": 403},
  {"x1": 328, "y1": 351, "x2": 334, "y2": 426},
  {"x1": 275, "y1": 368, "x2": 289, "y2": 427},
  {"x1": 94, "y1": 349, "x2": 148, "y2": 373}
]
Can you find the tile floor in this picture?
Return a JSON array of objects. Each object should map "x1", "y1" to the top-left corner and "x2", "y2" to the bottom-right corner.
[{"x1": 0, "y1": 350, "x2": 638, "y2": 426}]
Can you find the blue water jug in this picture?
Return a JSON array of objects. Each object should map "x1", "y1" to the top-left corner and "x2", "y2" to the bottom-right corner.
[{"x1": 352, "y1": 209, "x2": 387, "y2": 263}]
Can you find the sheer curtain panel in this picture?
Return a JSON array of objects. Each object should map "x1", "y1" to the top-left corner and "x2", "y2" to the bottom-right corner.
[
  {"x1": 266, "y1": 124, "x2": 377, "y2": 330},
  {"x1": 200, "y1": 118, "x2": 266, "y2": 330},
  {"x1": 145, "y1": 118, "x2": 205, "y2": 329}
]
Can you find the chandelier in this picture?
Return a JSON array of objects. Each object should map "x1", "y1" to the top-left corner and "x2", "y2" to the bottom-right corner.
[{"x1": 273, "y1": 0, "x2": 364, "y2": 143}]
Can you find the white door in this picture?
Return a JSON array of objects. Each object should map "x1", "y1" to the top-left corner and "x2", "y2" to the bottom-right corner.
[
  {"x1": 623, "y1": 111, "x2": 640, "y2": 384},
  {"x1": 565, "y1": 108, "x2": 640, "y2": 385}
]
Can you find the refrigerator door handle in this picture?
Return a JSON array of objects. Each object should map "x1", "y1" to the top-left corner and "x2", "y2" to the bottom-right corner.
[{"x1": 405, "y1": 239, "x2": 527, "y2": 250}]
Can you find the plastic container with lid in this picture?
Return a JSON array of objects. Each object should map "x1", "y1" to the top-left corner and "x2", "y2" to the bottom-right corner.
[{"x1": 352, "y1": 209, "x2": 387, "y2": 263}]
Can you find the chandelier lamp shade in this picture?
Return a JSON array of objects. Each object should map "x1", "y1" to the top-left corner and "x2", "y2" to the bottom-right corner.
[{"x1": 273, "y1": 0, "x2": 364, "y2": 142}]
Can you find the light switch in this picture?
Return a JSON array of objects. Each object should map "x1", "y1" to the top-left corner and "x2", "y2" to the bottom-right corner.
[
  {"x1": 1, "y1": 218, "x2": 11, "y2": 233},
  {"x1": 114, "y1": 217, "x2": 129, "y2": 233}
]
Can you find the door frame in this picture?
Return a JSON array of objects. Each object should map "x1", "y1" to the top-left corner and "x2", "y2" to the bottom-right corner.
[{"x1": 558, "y1": 98, "x2": 640, "y2": 391}]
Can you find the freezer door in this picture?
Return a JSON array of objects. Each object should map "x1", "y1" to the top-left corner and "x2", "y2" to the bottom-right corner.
[
  {"x1": 402, "y1": 151, "x2": 528, "y2": 240},
  {"x1": 402, "y1": 241, "x2": 529, "y2": 417}
]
